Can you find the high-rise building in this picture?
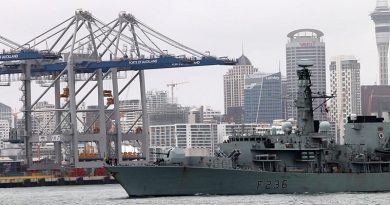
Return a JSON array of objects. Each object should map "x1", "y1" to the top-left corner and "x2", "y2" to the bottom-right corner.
[
  {"x1": 244, "y1": 72, "x2": 282, "y2": 123},
  {"x1": 361, "y1": 85, "x2": 390, "y2": 119},
  {"x1": 223, "y1": 54, "x2": 258, "y2": 123},
  {"x1": 329, "y1": 56, "x2": 361, "y2": 144},
  {"x1": 371, "y1": 0, "x2": 390, "y2": 85},
  {"x1": 286, "y1": 29, "x2": 327, "y2": 121},
  {"x1": 281, "y1": 76, "x2": 288, "y2": 120}
]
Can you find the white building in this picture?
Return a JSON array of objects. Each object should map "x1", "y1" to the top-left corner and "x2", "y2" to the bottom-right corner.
[
  {"x1": 77, "y1": 102, "x2": 86, "y2": 132},
  {"x1": 119, "y1": 100, "x2": 142, "y2": 133},
  {"x1": 33, "y1": 101, "x2": 55, "y2": 135},
  {"x1": 329, "y1": 56, "x2": 361, "y2": 144},
  {"x1": 149, "y1": 125, "x2": 176, "y2": 147},
  {"x1": 0, "y1": 103, "x2": 12, "y2": 127},
  {"x1": 202, "y1": 106, "x2": 222, "y2": 124},
  {"x1": 0, "y1": 120, "x2": 10, "y2": 150},
  {"x1": 188, "y1": 107, "x2": 203, "y2": 124},
  {"x1": 146, "y1": 90, "x2": 169, "y2": 111},
  {"x1": 223, "y1": 54, "x2": 258, "y2": 122},
  {"x1": 286, "y1": 29, "x2": 327, "y2": 121},
  {"x1": 150, "y1": 124, "x2": 218, "y2": 155}
]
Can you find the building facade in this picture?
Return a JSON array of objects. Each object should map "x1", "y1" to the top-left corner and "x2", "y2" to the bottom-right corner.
[
  {"x1": 244, "y1": 72, "x2": 283, "y2": 123},
  {"x1": 188, "y1": 107, "x2": 204, "y2": 124},
  {"x1": 329, "y1": 56, "x2": 361, "y2": 144},
  {"x1": 286, "y1": 29, "x2": 327, "y2": 121},
  {"x1": 223, "y1": 54, "x2": 258, "y2": 123},
  {"x1": 0, "y1": 120, "x2": 10, "y2": 150},
  {"x1": 146, "y1": 90, "x2": 169, "y2": 111},
  {"x1": 0, "y1": 103, "x2": 12, "y2": 150},
  {"x1": 33, "y1": 101, "x2": 55, "y2": 135},
  {"x1": 281, "y1": 76, "x2": 288, "y2": 120},
  {"x1": 202, "y1": 106, "x2": 222, "y2": 124},
  {"x1": 149, "y1": 125, "x2": 176, "y2": 147},
  {"x1": 0, "y1": 103, "x2": 12, "y2": 128},
  {"x1": 371, "y1": 0, "x2": 390, "y2": 85},
  {"x1": 146, "y1": 90, "x2": 189, "y2": 126},
  {"x1": 119, "y1": 100, "x2": 142, "y2": 133},
  {"x1": 149, "y1": 124, "x2": 218, "y2": 155},
  {"x1": 361, "y1": 85, "x2": 390, "y2": 119}
]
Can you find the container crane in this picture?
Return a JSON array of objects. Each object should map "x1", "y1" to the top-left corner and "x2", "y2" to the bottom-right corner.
[{"x1": 0, "y1": 9, "x2": 237, "y2": 170}]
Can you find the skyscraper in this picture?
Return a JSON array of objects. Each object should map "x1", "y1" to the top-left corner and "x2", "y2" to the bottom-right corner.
[
  {"x1": 371, "y1": 0, "x2": 390, "y2": 85},
  {"x1": 329, "y1": 56, "x2": 361, "y2": 144},
  {"x1": 286, "y1": 29, "x2": 327, "y2": 121},
  {"x1": 223, "y1": 54, "x2": 258, "y2": 123},
  {"x1": 244, "y1": 72, "x2": 282, "y2": 123}
]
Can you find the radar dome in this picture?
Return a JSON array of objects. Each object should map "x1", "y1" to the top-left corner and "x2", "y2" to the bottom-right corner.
[
  {"x1": 319, "y1": 121, "x2": 331, "y2": 133},
  {"x1": 282, "y1": 122, "x2": 292, "y2": 135}
]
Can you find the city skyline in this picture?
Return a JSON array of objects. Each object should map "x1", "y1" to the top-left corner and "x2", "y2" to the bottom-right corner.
[{"x1": 0, "y1": 0, "x2": 382, "y2": 113}]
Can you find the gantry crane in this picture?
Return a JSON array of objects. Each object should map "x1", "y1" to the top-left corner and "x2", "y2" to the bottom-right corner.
[{"x1": 0, "y1": 9, "x2": 236, "y2": 170}]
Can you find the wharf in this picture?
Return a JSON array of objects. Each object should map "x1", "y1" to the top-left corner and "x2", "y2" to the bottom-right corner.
[{"x1": 0, "y1": 175, "x2": 116, "y2": 188}]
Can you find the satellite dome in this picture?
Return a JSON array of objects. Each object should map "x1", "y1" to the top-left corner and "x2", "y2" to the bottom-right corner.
[
  {"x1": 282, "y1": 122, "x2": 293, "y2": 135},
  {"x1": 319, "y1": 121, "x2": 331, "y2": 133}
]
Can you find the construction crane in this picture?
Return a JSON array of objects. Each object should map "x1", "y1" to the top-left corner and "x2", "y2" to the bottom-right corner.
[{"x1": 167, "y1": 81, "x2": 189, "y2": 104}]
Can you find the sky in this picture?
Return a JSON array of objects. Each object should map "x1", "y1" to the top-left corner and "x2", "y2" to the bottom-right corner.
[{"x1": 0, "y1": 0, "x2": 380, "y2": 113}]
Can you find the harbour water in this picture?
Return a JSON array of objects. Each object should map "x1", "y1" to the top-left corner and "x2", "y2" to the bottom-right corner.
[{"x1": 1, "y1": 184, "x2": 390, "y2": 205}]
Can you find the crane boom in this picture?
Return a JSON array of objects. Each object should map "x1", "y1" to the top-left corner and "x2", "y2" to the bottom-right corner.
[{"x1": 0, "y1": 55, "x2": 235, "y2": 75}]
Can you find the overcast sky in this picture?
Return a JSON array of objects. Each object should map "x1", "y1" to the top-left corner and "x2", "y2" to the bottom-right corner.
[{"x1": 0, "y1": 0, "x2": 380, "y2": 113}]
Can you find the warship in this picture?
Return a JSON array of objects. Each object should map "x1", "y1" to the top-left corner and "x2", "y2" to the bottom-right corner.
[{"x1": 106, "y1": 62, "x2": 390, "y2": 196}]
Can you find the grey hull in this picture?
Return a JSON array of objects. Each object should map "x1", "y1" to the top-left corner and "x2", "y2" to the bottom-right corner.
[{"x1": 106, "y1": 166, "x2": 390, "y2": 197}]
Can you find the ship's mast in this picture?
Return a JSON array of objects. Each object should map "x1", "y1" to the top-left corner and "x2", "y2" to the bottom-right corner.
[{"x1": 296, "y1": 62, "x2": 314, "y2": 134}]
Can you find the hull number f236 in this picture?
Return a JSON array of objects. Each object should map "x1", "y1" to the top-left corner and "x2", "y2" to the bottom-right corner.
[{"x1": 256, "y1": 179, "x2": 287, "y2": 190}]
